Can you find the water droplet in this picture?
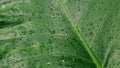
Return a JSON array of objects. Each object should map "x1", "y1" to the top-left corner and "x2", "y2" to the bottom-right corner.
[
  {"x1": 47, "y1": 62, "x2": 51, "y2": 65},
  {"x1": 62, "y1": 60, "x2": 65, "y2": 64}
]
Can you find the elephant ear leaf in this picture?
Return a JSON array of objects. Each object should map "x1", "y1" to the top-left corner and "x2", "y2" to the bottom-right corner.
[{"x1": 0, "y1": 0, "x2": 119, "y2": 68}]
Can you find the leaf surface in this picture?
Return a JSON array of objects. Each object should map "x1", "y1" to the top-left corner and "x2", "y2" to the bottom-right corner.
[{"x1": 0, "y1": 0, "x2": 119, "y2": 68}]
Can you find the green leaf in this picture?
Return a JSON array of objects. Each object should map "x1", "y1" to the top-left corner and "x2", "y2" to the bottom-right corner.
[{"x1": 0, "y1": 0, "x2": 119, "y2": 68}]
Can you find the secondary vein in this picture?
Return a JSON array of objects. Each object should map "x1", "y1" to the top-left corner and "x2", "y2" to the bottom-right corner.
[{"x1": 56, "y1": 0, "x2": 103, "y2": 68}]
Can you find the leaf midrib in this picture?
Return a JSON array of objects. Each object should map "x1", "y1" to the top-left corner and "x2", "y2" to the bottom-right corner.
[{"x1": 56, "y1": 0, "x2": 103, "y2": 68}]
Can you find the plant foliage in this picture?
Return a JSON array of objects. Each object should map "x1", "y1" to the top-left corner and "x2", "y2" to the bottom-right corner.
[{"x1": 0, "y1": 0, "x2": 120, "y2": 68}]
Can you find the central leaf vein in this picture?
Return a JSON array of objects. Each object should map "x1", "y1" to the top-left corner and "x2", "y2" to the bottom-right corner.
[{"x1": 56, "y1": 0, "x2": 103, "y2": 68}]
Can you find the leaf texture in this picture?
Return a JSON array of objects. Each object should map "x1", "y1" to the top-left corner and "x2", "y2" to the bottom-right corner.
[{"x1": 0, "y1": 0, "x2": 120, "y2": 68}]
